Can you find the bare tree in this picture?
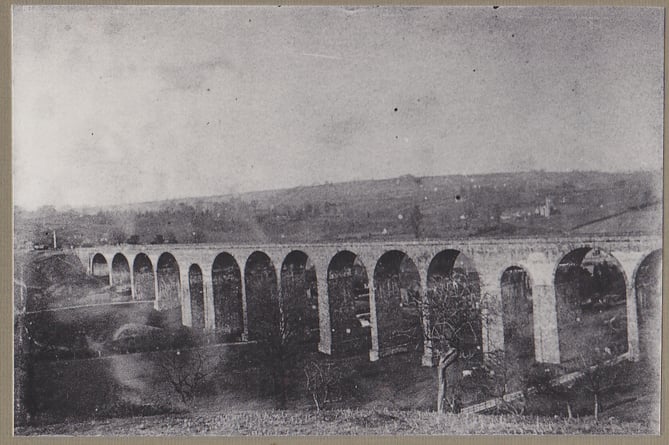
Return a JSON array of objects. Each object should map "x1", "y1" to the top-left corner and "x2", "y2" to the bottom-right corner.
[
  {"x1": 302, "y1": 359, "x2": 351, "y2": 412},
  {"x1": 576, "y1": 350, "x2": 626, "y2": 420},
  {"x1": 421, "y1": 270, "x2": 490, "y2": 413},
  {"x1": 157, "y1": 349, "x2": 216, "y2": 408},
  {"x1": 253, "y1": 285, "x2": 316, "y2": 409}
]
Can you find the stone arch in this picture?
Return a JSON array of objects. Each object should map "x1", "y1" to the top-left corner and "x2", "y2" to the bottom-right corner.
[
  {"x1": 189, "y1": 264, "x2": 205, "y2": 330},
  {"x1": 554, "y1": 247, "x2": 628, "y2": 367},
  {"x1": 281, "y1": 250, "x2": 319, "y2": 345},
  {"x1": 373, "y1": 250, "x2": 422, "y2": 354},
  {"x1": 244, "y1": 251, "x2": 279, "y2": 340},
  {"x1": 91, "y1": 253, "x2": 109, "y2": 282},
  {"x1": 426, "y1": 249, "x2": 482, "y2": 356},
  {"x1": 133, "y1": 253, "x2": 155, "y2": 301},
  {"x1": 111, "y1": 253, "x2": 131, "y2": 298},
  {"x1": 499, "y1": 262, "x2": 535, "y2": 288},
  {"x1": 212, "y1": 252, "x2": 244, "y2": 341},
  {"x1": 633, "y1": 249, "x2": 662, "y2": 364},
  {"x1": 156, "y1": 252, "x2": 182, "y2": 326},
  {"x1": 327, "y1": 250, "x2": 371, "y2": 355},
  {"x1": 500, "y1": 265, "x2": 534, "y2": 389}
]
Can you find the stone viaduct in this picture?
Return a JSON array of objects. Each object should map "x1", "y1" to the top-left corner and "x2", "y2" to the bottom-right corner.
[{"x1": 75, "y1": 234, "x2": 661, "y2": 367}]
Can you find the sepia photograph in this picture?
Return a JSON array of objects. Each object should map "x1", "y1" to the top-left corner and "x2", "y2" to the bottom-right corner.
[{"x1": 11, "y1": 5, "x2": 663, "y2": 436}]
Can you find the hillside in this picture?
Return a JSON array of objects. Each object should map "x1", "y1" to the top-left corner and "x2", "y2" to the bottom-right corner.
[
  {"x1": 15, "y1": 170, "x2": 662, "y2": 248},
  {"x1": 15, "y1": 250, "x2": 120, "y2": 311}
]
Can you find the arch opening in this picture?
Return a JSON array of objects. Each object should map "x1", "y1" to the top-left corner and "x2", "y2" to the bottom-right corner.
[
  {"x1": 212, "y1": 253, "x2": 244, "y2": 341},
  {"x1": 373, "y1": 250, "x2": 422, "y2": 354},
  {"x1": 327, "y1": 251, "x2": 371, "y2": 355},
  {"x1": 133, "y1": 253, "x2": 155, "y2": 301},
  {"x1": 91, "y1": 253, "x2": 109, "y2": 282},
  {"x1": 426, "y1": 250, "x2": 482, "y2": 358},
  {"x1": 554, "y1": 247, "x2": 627, "y2": 367},
  {"x1": 111, "y1": 253, "x2": 132, "y2": 299},
  {"x1": 156, "y1": 252, "x2": 182, "y2": 326},
  {"x1": 281, "y1": 250, "x2": 319, "y2": 346},
  {"x1": 244, "y1": 251, "x2": 279, "y2": 341},
  {"x1": 189, "y1": 264, "x2": 205, "y2": 330}
]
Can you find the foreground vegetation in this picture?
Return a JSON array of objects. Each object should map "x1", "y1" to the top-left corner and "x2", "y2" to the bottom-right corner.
[{"x1": 16, "y1": 408, "x2": 654, "y2": 436}]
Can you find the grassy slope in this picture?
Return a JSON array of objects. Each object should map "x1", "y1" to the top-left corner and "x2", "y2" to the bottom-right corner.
[{"x1": 17, "y1": 250, "x2": 117, "y2": 311}]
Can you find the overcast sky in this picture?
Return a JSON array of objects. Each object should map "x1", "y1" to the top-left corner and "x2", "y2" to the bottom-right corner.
[{"x1": 12, "y1": 6, "x2": 664, "y2": 210}]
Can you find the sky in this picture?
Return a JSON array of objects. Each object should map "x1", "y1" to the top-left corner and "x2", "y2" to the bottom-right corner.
[{"x1": 12, "y1": 5, "x2": 664, "y2": 210}]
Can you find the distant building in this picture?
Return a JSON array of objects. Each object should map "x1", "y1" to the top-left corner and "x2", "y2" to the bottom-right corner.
[
  {"x1": 500, "y1": 208, "x2": 532, "y2": 221},
  {"x1": 536, "y1": 197, "x2": 554, "y2": 218}
]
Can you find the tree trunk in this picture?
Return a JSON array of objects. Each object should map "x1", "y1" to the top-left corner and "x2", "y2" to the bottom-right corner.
[
  {"x1": 594, "y1": 393, "x2": 599, "y2": 421},
  {"x1": 273, "y1": 367, "x2": 287, "y2": 409},
  {"x1": 437, "y1": 360, "x2": 447, "y2": 413},
  {"x1": 436, "y1": 347, "x2": 458, "y2": 414}
]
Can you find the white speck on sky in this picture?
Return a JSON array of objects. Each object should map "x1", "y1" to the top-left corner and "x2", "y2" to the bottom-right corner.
[{"x1": 12, "y1": 5, "x2": 663, "y2": 209}]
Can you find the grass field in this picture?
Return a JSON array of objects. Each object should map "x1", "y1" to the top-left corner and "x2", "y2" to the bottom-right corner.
[{"x1": 16, "y1": 408, "x2": 654, "y2": 436}]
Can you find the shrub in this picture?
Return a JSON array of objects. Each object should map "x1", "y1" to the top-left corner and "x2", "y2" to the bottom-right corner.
[
  {"x1": 157, "y1": 349, "x2": 218, "y2": 408},
  {"x1": 303, "y1": 358, "x2": 355, "y2": 411}
]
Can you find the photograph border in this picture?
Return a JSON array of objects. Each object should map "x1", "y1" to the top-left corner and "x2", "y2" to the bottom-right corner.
[{"x1": 1, "y1": 1, "x2": 666, "y2": 443}]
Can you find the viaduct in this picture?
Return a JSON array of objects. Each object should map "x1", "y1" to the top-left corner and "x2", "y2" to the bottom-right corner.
[{"x1": 75, "y1": 234, "x2": 661, "y2": 367}]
